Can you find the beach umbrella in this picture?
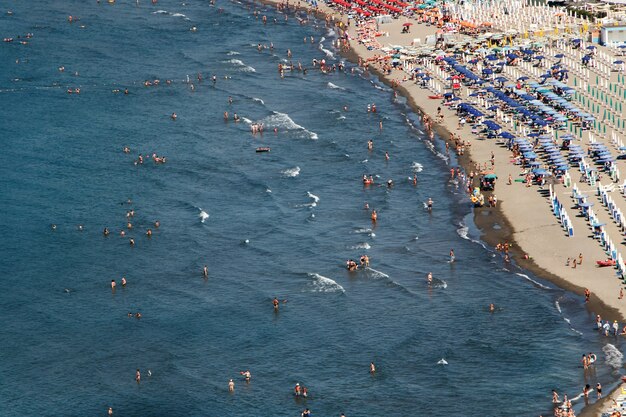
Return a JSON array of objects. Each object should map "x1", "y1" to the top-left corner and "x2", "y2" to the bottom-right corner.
[
  {"x1": 615, "y1": 60, "x2": 624, "y2": 65},
  {"x1": 554, "y1": 54, "x2": 565, "y2": 58},
  {"x1": 518, "y1": 76, "x2": 529, "y2": 81},
  {"x1": 402, "y1": 22, "x2": 413, "y2": 26},
  {"x1": 587, "y1": 45, "x2": 597, "y2": 50}
]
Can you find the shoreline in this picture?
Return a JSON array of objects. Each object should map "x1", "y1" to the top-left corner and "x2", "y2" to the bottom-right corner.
[{"x1": 256, "y1": 1, "x2": 624, "y2": 415}]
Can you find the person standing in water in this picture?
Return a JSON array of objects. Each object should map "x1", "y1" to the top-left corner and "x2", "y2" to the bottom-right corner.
[
  {"x1": 427, "y1": 198, "x2": 433, "y2": 211},
  {"x1": 369, "y1": 362, "x2": 376, "y2": 373},
  {"x1": 449, "y1": 249, "x2": 455, "y2": 263},
  {"x1": 228, "y1": 379, "x2": 235, "y2": 392},
  {"x1": 135, "y1": 369, "x2": 141, "y2": 383},
  {"x1": 427, "y1": 272, "x2": 433, "y2": 284},
  {"x1": 203, "y1": 265, "x2": 208, "y2": 278},
  {"x1": 273, "y1": 297, "x2": 279, "y2": 311}
]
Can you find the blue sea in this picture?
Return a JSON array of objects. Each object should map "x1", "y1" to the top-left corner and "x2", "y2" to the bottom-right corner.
[{"x1": 0, "y1": 1, "x2": 624, "y2": 416}]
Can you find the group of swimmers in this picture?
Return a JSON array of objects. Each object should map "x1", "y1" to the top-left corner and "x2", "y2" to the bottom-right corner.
[{"x1": 346, "y1": 255, "x2": 369, "y2": 271}]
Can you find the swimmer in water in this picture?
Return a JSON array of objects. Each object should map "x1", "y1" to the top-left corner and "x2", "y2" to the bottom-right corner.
[
  {"x1": 240, "y1": 370, "x2": 251, "y2": 382},
  {"x1": 367, "y1": 139, "x2": 373, "y2": 151},
  {"x1": 364, "y1": 202, "x2": 369, "y2": 210},
  {"x1": 427, "y1": 272, "x2": 433, "y2": 284},
  {"x1": 449, "y1": 249, "x2": 455, "y2": 263},
  {"x1": 273, "y1": 297, "x2": 279, "y2": 311},
  {"x1": 427, "y1": 198, "x2": 433, "y2": 211},
  {"x1": 203, "y1": 265, "x2": 208, "y2": 278},
  {"x1": 111, "y1": 280, "x2": 116, "y2": 290},
  {"x1": 371, "y1": 209, "x2": 377, "y2": 223},
  {"x1": 129, "y1": 238, "x2": 135, "y2": 247},
  {"x1": 121, "y1": 277, "x2": 127, "y2": 287},
  {"x1": 370, "y1": 362, "x2": 376, "y2": 373},
  {"x1": 489, "y1": 303, "x2": 495, "y2": 313},
  {"x1": 136, "y1": 369, "x2": 141, "y2": 383},
  {"x1": 171, "y1": 112, "x2": 177, "y2": 121}
]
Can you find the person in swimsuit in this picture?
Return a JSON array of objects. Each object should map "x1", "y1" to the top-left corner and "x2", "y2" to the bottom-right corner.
[
  {"x1": 203, "y1": 265, "x2": 208, "y2": 278},
  {"x1": 596, "y1": 382, "x2": 602, "y2": 399},
  {"x1": 370, "y1": 362, "x2": 376, "y2": 373},
  {"x1": 273, "y1": 297, "x2": 279, "y2": 311},
  {"x1": 228, "y1": 379, "x2": 235, "y2": 392},
  {"x1": 136, "y1": 369, "x2": 141, "y2": 383}
]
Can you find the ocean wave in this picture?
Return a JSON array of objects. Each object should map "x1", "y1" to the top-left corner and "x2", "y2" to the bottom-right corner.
[
  {"x1": 456, "y1": 222, "x2": 487, "y2": 249},
  {"x1": 227, "y1": 51, "x2": 240, "y2": 56},
  {"x1": 555, "y1": 301, "x2": 562, "y2": 314},
  {"x1": 281, "y1": 166, "x2": 300, "y2": 177},
  {"x1": 153, "y1": 9, "x2": 168, "y2": 14},
  {"x1": 364, "y1": 267, "x2": 416, "y2": 295},
  {"x1": 515, "y1": 273, "x2": 551, "y2": 290},
  {"x1": 252, "y1": 97, "x2": 264, "y2": 105},
  {"x1": 321, "y1": 47, "x2": 335, "y2": 59},
  {"x1": 327, "y1": 82, "x2": 344, "y2": 90},
  {"x1": 171, "y1": 12, "x2": 190, "y2": 20},
  {"x1": 307, "y1": 273, "x2": 345, "y2": 293},
  {"x1": 603, "y1": 343, "x2": 624, "y2": 369},
  {"x1": 198, "y1": 208, "x2": 209, "y2": 223},
  {"x1": 411, "y1": 162, "x2": 423, "y2": 173},
  {"x1": 306, "y1": 192, "x2": 319, "y2": 203},
  {"x1": 431, "y1": 278, "x2": 447, "y2": 289},
  {"x1": 260, "y1": 111, "x2": 318, "y2": 140},
  {"x1": 225, "y1": 59, "x2": 256, "y2": 73},
  {"x1": 349, "y1": 243, "x2": 371, "y2": 250}
]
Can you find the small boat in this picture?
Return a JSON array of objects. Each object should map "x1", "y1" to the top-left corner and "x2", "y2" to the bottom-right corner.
[
  {"x1": 256, "y1": 147, "x2": 271, "y2": 153},
  {"x1": 596, "y1": 259, "x2": 616, "y2": 267}
]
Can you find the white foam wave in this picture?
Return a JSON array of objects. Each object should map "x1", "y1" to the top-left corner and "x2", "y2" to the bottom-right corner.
[
  {"x1": 337, "y1": 115, "x2": 346, "y2": 120},
  {"x1": 153, "y1": 9, "x2": 168, "y2": 14},
  {"x1": 252, "y1": 97, "x2": 264, "y2": 105},
  {"x1": 198, "y1": 208, "x2": 209, "y2": 223},
  {"x1": 431, "y1": 279, "x2": 447, "y2": 289},
  {"x1": 281, "y1": 167, "x2": 300, "y2": 177},
  {"x1": 365, "y1": 267, "x2": 389, "y2": 279},
  {"x1": 226, "y1": 59, "x2": 256, "y2": 73},
  {"x1": 171, "y1": 12, "x2": 190, "y2": 20},
  {"x1": 603, "y1": 343, "x2": 624, "y2": 369},
  {"x1": 515, "y1": 273, "x2": 550, "y2": 290},
  {"x1": 555, "y1": 301, "x2": 562, "y2": 314},
  {"x1": 227, "y1": 51, "x2": 241, "y2": 56},
  {"x1": 349, "y1": 243, "x2": 371, "y2": 250},
  {"x1": 321, "y1": 47, "x2": 335, "y2": 59},
  {"x1": 308, "y1": 273, "x2": 345, "y2": 293},
  {"x1": 354, "y1": 228, "x2": 372, "y2": 234},
  {"x1": 457, "y1": 225, "x2": 469, "y2": 240},
  {"x1": 327, "y1": 82, "x2": 345, "y2": 90},
  {"x1": 260, "y1": 111, "x2": 317, "y2": 140},
  {"x1": 411, "y1": 162, "x2": 424, "y2": 173},
  {"x1": 306, "y1": 192, "x2": 320, "y2": 203}
]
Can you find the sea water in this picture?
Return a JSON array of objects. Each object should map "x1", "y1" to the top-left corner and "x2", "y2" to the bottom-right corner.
[{"x1": 0, "y1": 1, "x2": 622, "y2": 416}]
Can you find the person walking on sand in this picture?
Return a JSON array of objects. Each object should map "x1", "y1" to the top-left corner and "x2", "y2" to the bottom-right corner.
[
  {"x1": 578, "y1": 253, "x2": 583, "y2": 265},
  {"x1": 584, "y1": 288, "x2": 590, "y2": 303}
]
